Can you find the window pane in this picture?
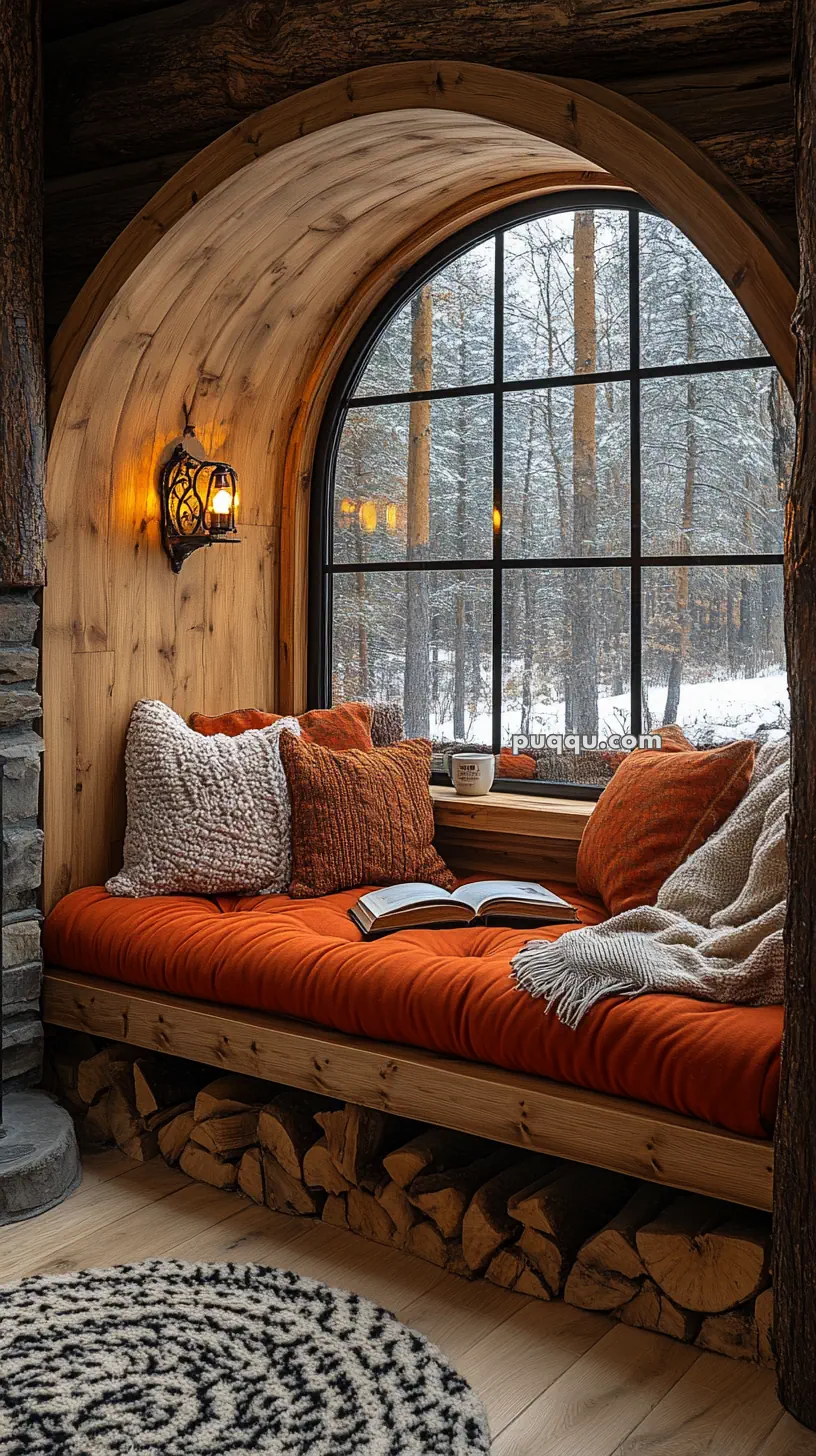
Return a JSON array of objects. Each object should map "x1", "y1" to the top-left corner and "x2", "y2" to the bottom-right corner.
[
  {"x1": 503, "y1": 384, "x2": 630, "y2": 558},
  {"x1": 333, "y1": 396, "x2": 493, "y2": 564},
  {"x1": 642, "y1": 564, "x2": 787, "y2": 743},
  {"x1": 640, "y1": 213, "x2": 765, "y2": 368},
  {"x1": 504, "y1": 209, "x2": 629, "y2": 382},
  {"x1": 641, "y1": 368, "x2": 790, "y2": 555},
  {"x1": 354, "y1": 239, "x2": 494, "y2": 398},
  {"x1": 500, "y1": 567, "x2": 631, "y2": 785},
  {"x1": 332, "y1": 569, "x2": 493, "y2": 742}
]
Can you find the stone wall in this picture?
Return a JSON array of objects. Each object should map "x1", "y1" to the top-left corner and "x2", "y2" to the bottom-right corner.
[{"x1": 1, "y1": 588, "x2": 43, "y2": 1089}]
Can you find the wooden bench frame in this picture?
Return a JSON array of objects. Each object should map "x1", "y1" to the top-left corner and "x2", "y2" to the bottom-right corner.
[{"x1": 43, "y1": 967, "x2": 773, "y2": 1212}]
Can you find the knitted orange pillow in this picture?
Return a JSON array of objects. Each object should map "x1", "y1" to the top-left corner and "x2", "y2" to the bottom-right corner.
[
  {"x1": 577, "y1": 737, "x2": 756, "y2": 915},
  {"x1": 190, "y1": 701, "x2": 373, "y2": 751},
  {"x1": 497, "y1": 750, "x2": 537, "y2": 779},
  {"x1": 279, "y1": 734, "x2": 455, "y2": 899}
]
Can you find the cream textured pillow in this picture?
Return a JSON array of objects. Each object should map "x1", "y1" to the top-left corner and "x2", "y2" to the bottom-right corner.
[{"x1": 106, "y1": 699, "x2": 300, "y2": 898}]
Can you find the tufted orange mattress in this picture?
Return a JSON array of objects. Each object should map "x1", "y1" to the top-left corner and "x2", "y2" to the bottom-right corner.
[{"x1": 43, "y1": 884, "x2": 782, "y2": 1140}]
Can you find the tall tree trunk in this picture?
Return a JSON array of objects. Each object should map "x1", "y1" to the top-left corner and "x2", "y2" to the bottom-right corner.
[
  {"x1": 349, "y1": 430, "x2": 370, "y2": 698},
  {"x1": 664, "y1": 275, "x2": 697, "y2": 726},
  {"x1": 566, "y1": 210, "x2": 598, "y2": 736},
  {"x1": 726, "y1": 569, "x2": 738, "y2": 672},
  {"x1": 775, "y1": 0, "x2": 816, "y2": 1428},
  {"x1": 520, "y1": 402, "x2": 538, "y2": 735},
  {"x1": 404, "y1": 286, "x2": 432, "y2": 738},
  {"x1": 355, "y1": 572, "x2": 369, "y2": 697},
  {"x1": 0, "y1": 0, "x2": 45, "y2": 586}
]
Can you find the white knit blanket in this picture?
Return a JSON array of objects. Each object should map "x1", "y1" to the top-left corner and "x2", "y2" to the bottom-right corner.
[{"x1": 512, "y1": 738, "x2": 789, "y2": 1027}]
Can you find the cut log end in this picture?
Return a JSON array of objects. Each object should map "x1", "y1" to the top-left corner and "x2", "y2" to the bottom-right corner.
[
  {"x1": 237, "y1": 1146, "x2": 265, "y2": 1205},
  {"x1": 636, "y1": 1197, "x2": 771, "y2": 1313},
  {"x1": 180, "y1": 1143, "x2": 239, "y2": 1190},
  {"x1": 262, "y1": 1151, "x2": 325, "y2": 1217},
  {"x1": 347, "y1": 1187, "x2": 397, "y2": 1246}
]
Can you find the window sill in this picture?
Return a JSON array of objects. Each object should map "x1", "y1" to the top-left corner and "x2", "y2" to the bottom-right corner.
[{"x1": 430, "y1": 785, "x2": 594, "y2": 844}]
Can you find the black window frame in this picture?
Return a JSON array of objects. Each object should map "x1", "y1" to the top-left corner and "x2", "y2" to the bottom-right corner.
[{"x1": 309, "y1": 189, "x2": 782, "y2": 800}]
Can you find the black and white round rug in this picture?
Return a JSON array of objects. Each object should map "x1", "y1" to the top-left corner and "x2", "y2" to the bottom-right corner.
[{"x1": 0, "y1": 1259, "x2": 489, "y2": 1455}]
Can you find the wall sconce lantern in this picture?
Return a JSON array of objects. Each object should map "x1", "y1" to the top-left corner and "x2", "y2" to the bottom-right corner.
[{"x1": 159, "y1": 419, "x2": 240, "y2": 572}]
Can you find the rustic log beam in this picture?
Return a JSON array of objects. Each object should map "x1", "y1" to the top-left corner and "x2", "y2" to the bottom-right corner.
[
  {"x1": 44, "y1": 150, "x2": 194, "y2": 269},
  {"x1": 613, "y1": 58, "x2": 791, "y2": 138},
  {"x1": 42, "y1": 0, "x2": 176, "y2": 40},
  {"x1": 775, "y1": 0, "x2": 816, "y2": 1429},
  {"x1": 42, "y1": 0, "x2": 792, "y2": 177},
  {"x1": 0, "y1": 0, "x2": 45, "y2": 587}
]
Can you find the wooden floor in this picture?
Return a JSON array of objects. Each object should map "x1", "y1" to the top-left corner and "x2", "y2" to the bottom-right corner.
[{"x1": 2, "y1": 1153, "x2": 815, "y2": 1454}]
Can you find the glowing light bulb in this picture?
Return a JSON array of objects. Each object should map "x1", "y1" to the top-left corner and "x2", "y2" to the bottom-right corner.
[
  {"x1": 385, "y1": 502, "x2": 398, "y2": 533},
  {"x1": 211, "y1": 487, "x2": 232, "y2": 516},
  {"x1": 492, "y1": 507, "x2": 502, "y2": 532}
]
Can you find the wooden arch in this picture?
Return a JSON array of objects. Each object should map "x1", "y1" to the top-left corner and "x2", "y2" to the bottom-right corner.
[{"x1": 43, "y1": 60, "x2": 796, "y2": 908}]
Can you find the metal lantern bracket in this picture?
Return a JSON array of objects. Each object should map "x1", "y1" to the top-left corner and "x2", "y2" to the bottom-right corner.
[{"x1": 159, "y1": 420, "x2": 240, "y2": 572}]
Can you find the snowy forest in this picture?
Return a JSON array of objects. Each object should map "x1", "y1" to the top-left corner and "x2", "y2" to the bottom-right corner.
[{"x1": 328, "y1": 204, "x2": 793, "y2": 777}]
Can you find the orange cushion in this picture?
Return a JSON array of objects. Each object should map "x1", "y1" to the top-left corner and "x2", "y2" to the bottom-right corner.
[
  {"x1": 43, "y1": 884, "x2": 781, "y2": 1140},
  {"x1": 190, "y1": 701, "x2": 374, "y2": 750},
  {"x1": 498, "y1": 750, "x2": 536, "y2": 779},
  {"x1": 654, "y1": 724, "x2": 696, "y2": 752},
  {"x1": 280, "y1": 733, "x2": 455, "y2": 897},
  {"x1": 577, "y1": 738, "x2": 756, "y2": 915}
]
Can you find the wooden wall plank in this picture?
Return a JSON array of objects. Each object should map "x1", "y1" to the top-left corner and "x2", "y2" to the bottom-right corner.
[
  {"x1": 42, "y1": 968, "x2": 775, "y2": 1211},
  {"x1": 43, "y1": 1, "x2": 792, "y2": 177}
]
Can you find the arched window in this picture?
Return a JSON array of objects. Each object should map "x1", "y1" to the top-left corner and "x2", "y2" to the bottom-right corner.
[{"x1": 310, "y1": 191, "x2": 792, "y2": 794}]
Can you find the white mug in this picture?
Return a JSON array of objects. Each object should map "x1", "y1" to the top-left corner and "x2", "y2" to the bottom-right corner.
[{"x1": 451, "y1": 753, "x2": 495, "y2": 797}]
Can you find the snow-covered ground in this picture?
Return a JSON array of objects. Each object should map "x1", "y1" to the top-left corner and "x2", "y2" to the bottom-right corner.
[{"x1": 431, "y1": 670, "x2": 789, "y2": 746}]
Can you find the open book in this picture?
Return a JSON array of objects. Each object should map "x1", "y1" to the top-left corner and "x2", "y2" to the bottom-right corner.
[{"x1": 348, "y1": 879, "x2": 578, "y2": 937}]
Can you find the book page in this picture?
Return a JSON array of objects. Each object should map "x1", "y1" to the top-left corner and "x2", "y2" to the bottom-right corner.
[
  {"x1": 358, "y1": 883, "x2": 453, "y2": 918},
  {"x1": 451, "y1": 880, "x2": 569, "y2": 914}
]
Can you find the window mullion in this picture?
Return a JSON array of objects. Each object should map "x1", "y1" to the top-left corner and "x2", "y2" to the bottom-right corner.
[
  {"x1": 491, "y1": 230, "x2": 504, "y2": 757},
  {"x1": 629, "y1": 207, "x2": 643, "y2": 738}
]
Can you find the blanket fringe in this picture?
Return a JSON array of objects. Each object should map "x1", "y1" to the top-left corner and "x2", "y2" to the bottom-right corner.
[{"x1": 511, "y1": 941, "x2": 643, "y2": 1029}]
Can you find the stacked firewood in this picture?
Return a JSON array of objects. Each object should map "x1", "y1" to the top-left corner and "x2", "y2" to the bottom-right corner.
[
  {"x1": 562, "y1": 1183, "x2": 773, "y2": 1364},
  {"x1": 44, "y1": 1031, "x2": 210, "y2": 1160},
  {"x1": 45, "y1": 1034, "x2": 774, "y2": 1368}
]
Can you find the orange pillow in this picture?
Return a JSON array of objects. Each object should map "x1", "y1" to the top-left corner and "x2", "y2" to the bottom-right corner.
[
  {"x1": 498, "y1": 750, "x2": 536, "y2": 779},
  {"x1": 190, "y1": 701, "x2": 373, "y2": 751},
  {"x1": 652, "y1": 724, "x2": 695, "y2": 752},
  {"x1": 279, "y1": 734, "x2": 456, "y2": 899},
  {"x1": 577, "y1": 738, "x2": 756, "y2": 915}
]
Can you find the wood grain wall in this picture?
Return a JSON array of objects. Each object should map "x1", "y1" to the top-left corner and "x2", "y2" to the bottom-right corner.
[
  {"x1": 42, "y1": 0, "x2": 795, "y2": 342},
  {"x1": 43, "y1": 65, "x2": 796, "y2": 908}
]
